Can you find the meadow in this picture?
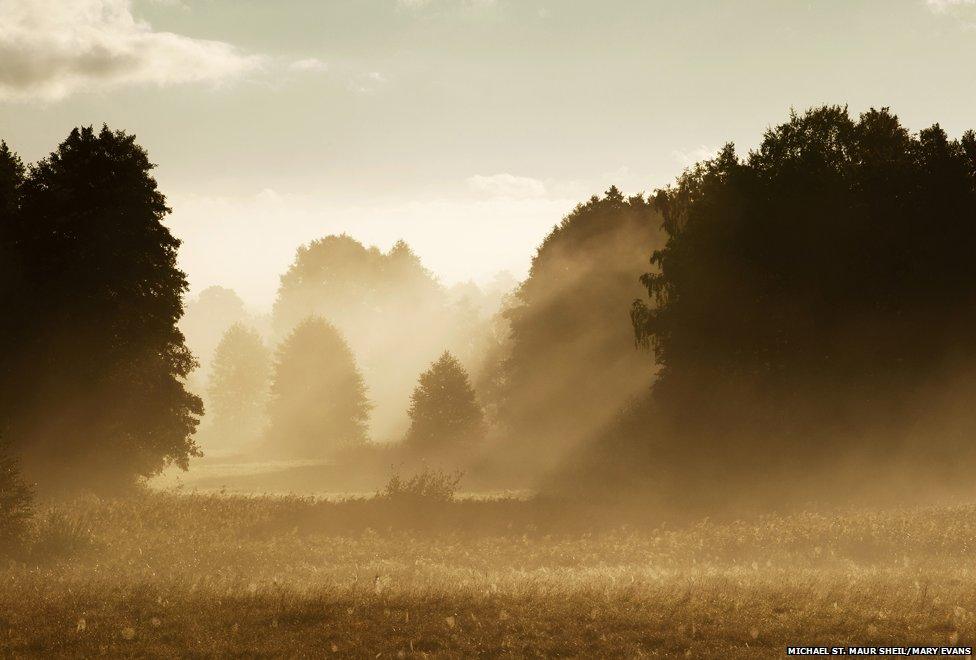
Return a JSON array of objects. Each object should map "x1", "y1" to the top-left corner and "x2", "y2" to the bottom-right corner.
[{"x1": 2, "y1": 490, "x2": 976, "y2": 658}]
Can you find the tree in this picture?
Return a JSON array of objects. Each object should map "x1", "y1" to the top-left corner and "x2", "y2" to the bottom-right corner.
[
  {"x1": 266, "y1": 317, "x2": 370, "y2": 458},
  {"x1": 181, "y1": 285, "x2": 249, "y2": 372},
  {"x1": 271, "y1": 234, "x2": 486, "y2": 442},
  {"x1": 206, "y1": 324, "x2": 270, "y2": 451},
  {"x1": 1, "y1": 126, "x2": 203, "y2": 490},
  {"x1": 498, "y1": 188, "x2": 662, "y2": 474},
  {"x1": 0, "y1": 142, "x2": 26, "y2": 435},
  {"x1": 628, "y1": 106, "x2": 976, "y2": 505},
  {"x1": 272, "y1": 234, "x2": 389, "y2": 335},
  {"x1": 405, "y1": 351, "x2": 485, "y2": 455}
]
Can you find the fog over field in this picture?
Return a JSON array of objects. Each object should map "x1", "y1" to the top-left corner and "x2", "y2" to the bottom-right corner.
[{"x1": 4, "y1": 1, "x2": 976, "y2": 657}]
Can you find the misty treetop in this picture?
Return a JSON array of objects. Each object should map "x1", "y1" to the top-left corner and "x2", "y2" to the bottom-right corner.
[
  {"x1": 266, "y1": 317, "x2": 371, "y2": 458},
  {"x1": 181, "y1": 285, "x2": 250, "y2": 372},
  {"x1": 272, "y1": 232, "x2": 497, "y2": 443},
  {"x1": 495, "y1": 187, "x2": 662, "y2": 474},
  {"x1": 0, "y1": 126, "x2": 202, "y2": 491},
  {"x1": 273, "y1": 235, "x2": 441, "y2": 336}
]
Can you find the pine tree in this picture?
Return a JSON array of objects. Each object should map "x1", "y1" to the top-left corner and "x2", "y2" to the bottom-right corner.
[
  {"x1": 266, "y1": 317, "x2": 370, "y2": 458},
  {"x1": 406, "y1": 352, "x2": 485, "y2": 453}
]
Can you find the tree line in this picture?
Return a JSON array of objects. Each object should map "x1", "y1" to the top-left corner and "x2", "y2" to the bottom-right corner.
[{"x1": 5, "y1": 105, "x2": 976, "y2": 516}]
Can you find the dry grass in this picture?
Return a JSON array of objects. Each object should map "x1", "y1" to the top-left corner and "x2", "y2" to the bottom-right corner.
[{"x1": 2, "y1": 492, "x2": 976, "y2": 657}]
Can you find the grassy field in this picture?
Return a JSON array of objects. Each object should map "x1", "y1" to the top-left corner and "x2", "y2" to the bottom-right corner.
[{"x1": 2, "y1": 492, "x2": 976, "y2": 658}]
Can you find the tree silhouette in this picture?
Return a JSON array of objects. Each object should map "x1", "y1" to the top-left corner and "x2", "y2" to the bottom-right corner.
[
  {"x1": 405, "y1": 351, "x2": 485, "y2": 454},
  {"x1": 206, "y1": 324, "x2": 270, "y2": 451},
  {"x1": 266, "y1": 317, "x2": 370, "y2": 458},
  {"x1": 0, "y1": 142, "x2": 26, "y2": 437},
  {"x1": 1, "y1": 126, "x2": 202, "y2": 490},
  {"x1": 628, "y1": 106, "x2": 976, "y2": 502}
]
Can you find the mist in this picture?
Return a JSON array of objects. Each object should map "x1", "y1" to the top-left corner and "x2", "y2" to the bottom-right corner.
[{"x1": 5, "y1": 3, "x2": 976, "y2": 650}]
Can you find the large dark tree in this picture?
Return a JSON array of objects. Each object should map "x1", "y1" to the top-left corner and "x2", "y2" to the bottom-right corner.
[
  {"x1": 0, "y1": 126, "x2": 203, "y2": 490},
  {"x1": 206, "y1": 324, "x2": 270, "y2": 452},
  {"x1": 0, "y1": 143, "x2": 26, "y2": 435},
  {"x1": 498, "y1": 187, "x2": 662, "y2": 475},
  {"x1": 405, "y1": 351, "x2": 485, "y2": 455},
  {"x1": 629, "y1": 106, "x2": 976, "y2": 505},
  {"x1": 266, "y1": 317, "x2": 370, "y2": 458}
]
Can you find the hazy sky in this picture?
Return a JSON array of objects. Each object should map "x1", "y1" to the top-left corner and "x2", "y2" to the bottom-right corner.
[{"x1": 1, "y1": 0, "x2": 975, "y2": 307}]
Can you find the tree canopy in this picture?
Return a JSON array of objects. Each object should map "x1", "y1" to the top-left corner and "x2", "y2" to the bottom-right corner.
[
  {"x1": 0, "y1": 126, "x2": 202, "y2": 490},
  {"x1": 629, "y1": 106, "x2": 976, "y2": 501}
]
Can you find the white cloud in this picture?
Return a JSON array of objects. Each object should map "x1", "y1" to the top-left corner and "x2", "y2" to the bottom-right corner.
[
  {"x1": 348, "y1": 71, "x2": 388, "y2": 94},
  {"x1": 927, "y1": 0, "x2": 976, "y2": 11},
  {"x1": 467, "y1": 173, "x2": 547, "y2": 199},
  {"x1": 288, "y1": 58, "x2": 329, "y2": 73},
  {"x1": 0, "y1": 0, "x2": 262, "y2": 101},
  {"x1": 671, "y1": 145, "x2": 719, "y2": 168}
]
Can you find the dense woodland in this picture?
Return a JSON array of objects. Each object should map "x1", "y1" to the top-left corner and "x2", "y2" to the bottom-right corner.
[{"x1": 4, "y1": 106, "x2": 976, "y2": 533}]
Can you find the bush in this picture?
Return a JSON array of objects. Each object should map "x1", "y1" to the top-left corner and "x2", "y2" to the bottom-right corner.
[
  {"x1": 379, "y1": 467, "x2": 462, "y2": 505},
  {"x1": 0, "y1": 440, "x2": 32, "y2": 553}
]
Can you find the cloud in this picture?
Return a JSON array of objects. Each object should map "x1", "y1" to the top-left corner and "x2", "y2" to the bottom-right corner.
[
  {"x1": 927, "y1": 0, "x2": 976, "y2": 10},
  {"x1": 0, "y1": 0, "x2": 262, "y2": 101},
  {"x1": 348, "y1": 71, "x2": 388, "y2": 94},
  {"x1": 671, "y1": 145, "x2": 719, "y2": 168},
  {"x1": 467, "y1": 173, "x2": 547, "y2": 199},
  {"x1": 288, "y1": 58, "x2": 329, "y2": 73}
]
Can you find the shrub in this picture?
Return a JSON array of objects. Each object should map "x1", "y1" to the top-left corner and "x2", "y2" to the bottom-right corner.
[{"x1": 379, "y1": 467, "x2": 462, "y2": 505}]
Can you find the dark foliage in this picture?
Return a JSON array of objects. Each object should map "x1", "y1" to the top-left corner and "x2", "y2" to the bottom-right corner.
[
  {"x1": 629, "y1": 106, "x2": 976, "y2": 506},
  {"x1": 0, "y1": 126, "x2": 202, "y2": 491}
]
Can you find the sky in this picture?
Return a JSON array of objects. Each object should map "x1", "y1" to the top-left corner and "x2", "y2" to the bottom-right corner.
[{"x1": 1, "y1": 0, "x2": 975, "y2": 308}]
